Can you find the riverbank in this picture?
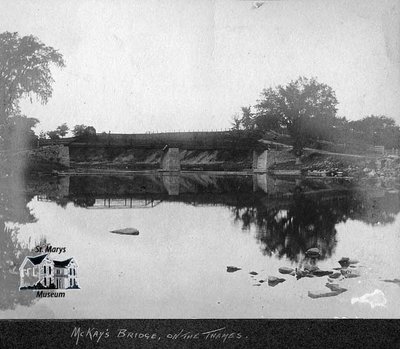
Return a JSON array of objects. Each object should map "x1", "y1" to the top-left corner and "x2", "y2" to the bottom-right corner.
[{"x1": 2, "y1": 144, "x2": 400, "y2": 189}]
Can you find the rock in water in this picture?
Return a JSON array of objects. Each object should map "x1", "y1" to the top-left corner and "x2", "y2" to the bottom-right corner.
[
  {"x1": 341, "y1": 268, "x2": 361, "y2": 278},
  {"x1": 308, "y1": 284, "x2": 347, "y2": 299},
  {"x1": 304, "y1": 264, "x2": 319, "y2": 273},
  {"x1": 305, "y1": 248, "x2": 320, "y2": 258},
  {"x1": 110, "y1": 228, "x2": 139, "y2": 235},
  {"x1": 325, "y1": 283, "x2": 345, "y2": 292},
  {"x1": 268, "y1": 276, "x2": 286, "y2": 287},
  {"x1": 338, "y1": 257, "x2": 350, "y2": 267},
  {"x1": 227, "y1": 266, "x2": 241, "y2": 273},
  {"x1": 339, "y1": 257, "x2": 359, "y2": 267},
  {"x1": 329, "y1": 272, "x2": 342, "y2": 279},
  {"x1": 296, "y1": 269, "x2": 313, "y2": 280},
  {"x1": 382, "y1": 279, "x2": 400, "y2": 287},
  {"x1": 312, "y1": 270, "x2": 334, "y2": 277},
  {"x1": 278, "y1": 267, "x2": 294, "y2": 274},
  {"x1": 249, "y1": 271, "x2": 258, "y2": 275}
]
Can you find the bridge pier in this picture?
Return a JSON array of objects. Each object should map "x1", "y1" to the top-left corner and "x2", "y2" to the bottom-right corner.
[
  {"x1": 160, "y1": 147, "x2": 181, "y2": 172},
  {"x1": 252, "y1": 149, "x2": 268, "y2": 173}
]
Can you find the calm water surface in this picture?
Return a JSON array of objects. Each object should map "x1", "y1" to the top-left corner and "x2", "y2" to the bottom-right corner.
[{"x1": 1, "y1": 173, "x2": 399, "y2": 318}]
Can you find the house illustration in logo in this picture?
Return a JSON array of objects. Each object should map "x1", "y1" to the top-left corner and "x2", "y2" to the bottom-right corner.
[{"x1": 19, "y1": 253, "x2": 79, "y2": 290}]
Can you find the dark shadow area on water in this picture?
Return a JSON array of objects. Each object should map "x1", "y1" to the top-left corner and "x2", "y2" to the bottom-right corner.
[{"x1": 0, "y1": 175, "x2": 39, "y2": 311}]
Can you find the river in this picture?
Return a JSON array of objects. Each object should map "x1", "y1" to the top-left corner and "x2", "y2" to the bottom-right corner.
[{"x1": 0, "y1": 173, "x2": 399, "y2": 318}]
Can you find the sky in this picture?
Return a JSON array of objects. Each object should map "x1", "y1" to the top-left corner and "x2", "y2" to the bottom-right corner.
[{"x1": 0, "y1": 0, "x2": 399, "y2": 134}]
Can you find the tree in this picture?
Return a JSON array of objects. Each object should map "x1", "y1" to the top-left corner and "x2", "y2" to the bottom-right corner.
[
  {"x1": 0, "y1": 32, "x2": 65, "y2": 149},
  {"x1": 254, "y1": 77, "x2": 338, "y2": 156},
  {"x1": 56, "y1": 123, "x2": 69, "y2": 138},
  {"x1": 0, "y1": 32, "x2": 65, "y2": 121},
  {"x1": 349, "y1": 115, "x2": 400, "y2": 149},
  {"x1": 254, "y1": 87, "x2": 284, "y2": 133},
  {"x1": 72, "y1": 124, "x2": 96, "y2": 138},
  {"x1": 72, "y1": 124, "x2": 87, "y2": 137},
  {"x1": 230, "y1": 106, "x2": 255, "y2": 131},
  {"x1": 230, "y1": 114, "x2": 242, "y2": 131},
  {"x1": 38, "y1": 131, "x2": 47, "y2": 140},
  {"x1": 1, "y1": 115, "x2": 39, "y2": 149},
  {"x1": 240, "y1": 106, "x2": 254, "y2": 130},
  {"x1": 46, "y1": 130, "x2": 60, "y2": 140}
]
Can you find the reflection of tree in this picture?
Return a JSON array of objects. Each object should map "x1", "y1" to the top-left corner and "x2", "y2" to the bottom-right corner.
[
  {"x1": 72, "y1": 197, "x2": 96, "y2": 208},
  {"x1": 0, "y1": 225, "x2": 37, "y2": 310},
  {"x1": 232, "y1": 188, "x2": 400, "y2": 263},
  {"x1": 257, "y1": 193, "x2": 345, "y2": 262},
  {"x1": 0, "y1": 177, "x2": 38, "y2": 310},
  {"x1": 349, "y1": 191, "x2": 399, "y2": 226},
  {"x1": 232, "y1": 193, "x2": 342, "y2": 262},
  {"x1": 0, "y1": 178, "x2": 36, "y2": 225}
]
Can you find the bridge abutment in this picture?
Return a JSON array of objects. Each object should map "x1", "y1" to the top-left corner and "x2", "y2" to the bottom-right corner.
[
  {"x1": 160, "y1": 148, "x2": 181, "y2": 171},
  {"x1": 252, "y1": 149, "x2": 269, "y2": 173}
]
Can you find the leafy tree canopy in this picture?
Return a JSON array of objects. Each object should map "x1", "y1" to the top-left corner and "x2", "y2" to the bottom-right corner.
[
  {"x1": 46, "y1": 130, "x2": 60, "y2": 140},
  {"x1": 232, "y1": 77, "x2": 339, "y2": 154},
  {"x1": 56, "y1": 123, "x2": 69, "y2": 137},
  {"x1": 0, "y1": 31, "x2": 65, "y2": 121},
  {"x1": 0, "y1": 31, "x2": 64, "y2": 149},
  {"x1": 72, "y1": 124, "x2": 96, "y2": 138},
  {"x1": 257, "y1": 77, "x2": 338, "y2": 154},
  {"x1": 349, "y1": 115, "x2": 400, "y2": 149},
  {"x1": 1, "y1": 115, "x2": 39, "y2": 149}
]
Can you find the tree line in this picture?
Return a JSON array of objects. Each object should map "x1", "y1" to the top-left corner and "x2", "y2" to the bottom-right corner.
[
  {"x1": 1, "y1": 31, "x2": 399, "y2": 153},
  {"x1": 39, "y1": 124, "x2": 96, "y2": 140},
  {"x1": 231, "y1": 77, "x2": 400, "y2": 155}
]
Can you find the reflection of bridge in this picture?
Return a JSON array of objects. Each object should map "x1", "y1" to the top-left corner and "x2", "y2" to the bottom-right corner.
[
  {"x1": 37, "y1": 173, "x2": 361, "y2": 212},
  {"x1": 87, "y1": 198, "x2": 163, "y2": 209}
]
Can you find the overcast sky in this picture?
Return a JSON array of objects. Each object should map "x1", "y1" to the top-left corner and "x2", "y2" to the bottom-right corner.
[{"x1": 0, "y1": 0, "x2": 399, "y2": 133}]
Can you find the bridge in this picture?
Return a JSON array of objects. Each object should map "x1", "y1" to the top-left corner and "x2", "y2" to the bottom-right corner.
[{"x1": 38, "y1": 131, "x2": 273, "y2": 172}]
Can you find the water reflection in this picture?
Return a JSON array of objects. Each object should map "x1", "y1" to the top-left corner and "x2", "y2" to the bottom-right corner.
[
  {"x1": 1, "y1": 173, "x2": 399, "y2": 280},
  {"x1": 0, "y1": 177, "x2": 39, "y2": 310}
]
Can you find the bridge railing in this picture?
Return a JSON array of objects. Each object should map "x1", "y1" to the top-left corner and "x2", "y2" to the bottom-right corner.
[{"x1": 37, "y1": 130, "x2": 264, "y2": 150}]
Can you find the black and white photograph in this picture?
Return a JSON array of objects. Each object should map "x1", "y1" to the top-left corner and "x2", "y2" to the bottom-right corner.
[{"x1": 0, "y1": 0, "x2": 399, "y2": 347}]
